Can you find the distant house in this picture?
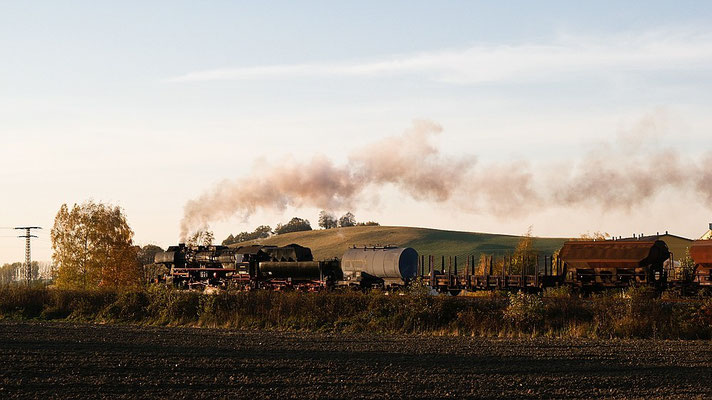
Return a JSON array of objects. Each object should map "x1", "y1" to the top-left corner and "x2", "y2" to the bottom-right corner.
[
  {"x1": 618, "y1": 232, "x2": 693, "y2": 262},
  {"x1": 700, "y1": 223, "x2": 712, "y2": 240}
]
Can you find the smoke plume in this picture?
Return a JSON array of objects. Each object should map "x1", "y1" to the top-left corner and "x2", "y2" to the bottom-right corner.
[
  {"x1": 180, "y1": 120, "x2": 470, "y2": 238},
  {"x1": 180, "y1": 115, "x2": 711, "y2": 239}
]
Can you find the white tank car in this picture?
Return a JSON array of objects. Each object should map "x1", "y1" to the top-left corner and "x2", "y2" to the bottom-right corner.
[{"x1": 340, "y1": 246, "x2": 418, "y2": 287}]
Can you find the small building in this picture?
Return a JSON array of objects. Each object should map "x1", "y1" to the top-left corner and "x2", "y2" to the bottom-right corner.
[
  {"x1": 700, "y1": 223, "x2": 712, "y2": 240},
  {"x1": 617, "y1": 232, "x2": 693, "y2": 262}
]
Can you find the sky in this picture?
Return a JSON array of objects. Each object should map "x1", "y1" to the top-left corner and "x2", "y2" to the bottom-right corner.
[{"x1": 2, "y1": 1, "x2": 712, "y2": 264}]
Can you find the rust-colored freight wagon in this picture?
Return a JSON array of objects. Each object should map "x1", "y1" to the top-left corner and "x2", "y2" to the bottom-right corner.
[
  {"x1": 558, "y1": 240, "x2": 669, "y2": 288},
  {"x1": 690, "y1": 240, "x2": 712, "y2": 286}
]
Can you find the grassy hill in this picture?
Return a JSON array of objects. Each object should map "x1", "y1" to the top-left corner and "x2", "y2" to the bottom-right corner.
[{"x1": 235, "y1": 225, "x2": 567, "y2": 261}]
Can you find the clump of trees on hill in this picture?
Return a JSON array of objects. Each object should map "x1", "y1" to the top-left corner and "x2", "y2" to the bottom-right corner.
[
  {"x1": 222, "y1": 225, "x2": 272, "y2": 246},
  {"x1": 318, "y1": 211, "x2": 379, "y2": 229},
  {"x1": 356, "y1": 221, "x2": 380, "y2": 226},
  {"x1": 275, "y1": 217, "x2": 312, "y2": 235},
  {"x1": 222, "y1": 212, "x2": 381, "y2": 245},
  {"x1": 222, "y1": 218, "x2": 313, "y2": 245}
]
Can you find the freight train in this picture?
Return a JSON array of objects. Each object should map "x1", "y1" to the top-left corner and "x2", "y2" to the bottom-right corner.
[{"x1": 154, "y1": 238, "x2": 712, "y2": 293}]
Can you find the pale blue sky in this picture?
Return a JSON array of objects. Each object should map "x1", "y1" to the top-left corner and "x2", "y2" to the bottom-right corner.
[{"x1": 2, "y1": 2, "x2": 712, "y2": 263}]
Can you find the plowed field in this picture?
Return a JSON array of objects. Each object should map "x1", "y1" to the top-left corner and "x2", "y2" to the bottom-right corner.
[{"x1": 0, "y1": 321, "x2": 710, "y2": 399}]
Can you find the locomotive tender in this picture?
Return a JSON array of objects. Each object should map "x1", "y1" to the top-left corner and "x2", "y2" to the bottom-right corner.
[{"x1": 155, "y1": 237, "x2": 711, "y2": 293}]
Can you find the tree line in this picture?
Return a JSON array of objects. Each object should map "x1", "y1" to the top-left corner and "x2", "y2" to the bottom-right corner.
[
  {"x1": 0, "y1": 262, "x2": 40, "y2": 284},
  {"x1": 222, "y1": 212, "x2": 379, "y2": 245},
  {"x1": 318, "y1": 211, "x2": 379, "y2": 229}
]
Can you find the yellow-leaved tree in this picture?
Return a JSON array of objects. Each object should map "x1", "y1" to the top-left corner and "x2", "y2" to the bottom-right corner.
[
  {"x1": 510, "y1": 226, "x2": 536, "y2": 274},
  {"x1": 51, "y1": 201, "x2": 141, "y2": 289}
]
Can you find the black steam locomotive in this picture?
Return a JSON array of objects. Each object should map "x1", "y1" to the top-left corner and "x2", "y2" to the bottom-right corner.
[{"x1": 155, "y1": 243, "x2": 342, "y2": 290}]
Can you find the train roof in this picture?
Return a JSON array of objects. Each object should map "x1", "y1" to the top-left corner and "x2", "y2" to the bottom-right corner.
[
  {"x1": 559, "y1": 240, "x2": 669, "y2": 269},
  {"x1": 690, "y1": 240, "x2": 712, "y2": 265}
]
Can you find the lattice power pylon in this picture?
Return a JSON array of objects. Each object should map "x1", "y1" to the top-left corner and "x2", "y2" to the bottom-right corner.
[{"x1": 15, "y1": 227, "x2": 41, "y2": 283}]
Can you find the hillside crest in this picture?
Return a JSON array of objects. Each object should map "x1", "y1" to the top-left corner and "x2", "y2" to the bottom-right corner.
[{"x1": 233, "y1": 225, "x2": 566, "y2": 260}]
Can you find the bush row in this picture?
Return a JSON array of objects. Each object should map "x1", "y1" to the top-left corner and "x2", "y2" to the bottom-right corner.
[{"x1": 0, "y1": 284, "x2": 710, "y2": 339}]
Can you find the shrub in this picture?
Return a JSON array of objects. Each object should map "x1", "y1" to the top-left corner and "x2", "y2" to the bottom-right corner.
[
  {"x1": 0, "y1": 284, "x2": 710, "y2": 339},
  {"x1": 100, "y1": 291, "x2": 149, "y2": 322},
  {"x1": 503, "y1": 292, "x2": 545, "y2": 333}
]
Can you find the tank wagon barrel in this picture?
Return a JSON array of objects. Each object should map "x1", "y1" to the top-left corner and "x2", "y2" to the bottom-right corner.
[{"x1": 340, "y1": 246, "x2": 418, "y2": 288}]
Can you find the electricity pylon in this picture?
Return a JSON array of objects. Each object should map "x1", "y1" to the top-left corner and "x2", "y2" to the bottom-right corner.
[{"x1": 15, "y1": 227, "x2": 41, "y2": 283}]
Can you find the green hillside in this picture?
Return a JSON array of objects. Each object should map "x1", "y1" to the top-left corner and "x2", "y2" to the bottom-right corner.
[{"x1": 235, "y1": 225, "x2": 567, "y2": 261}]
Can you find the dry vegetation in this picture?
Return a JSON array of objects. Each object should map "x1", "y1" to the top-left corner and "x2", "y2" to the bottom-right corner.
[{"x1": 1, "y1": 284, "x2": 710, "y2": 339}]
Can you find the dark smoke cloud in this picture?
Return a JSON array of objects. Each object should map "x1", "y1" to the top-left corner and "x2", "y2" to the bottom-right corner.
[{"x1": 180, "y1": 115, "x2": 710, "y2": 239}]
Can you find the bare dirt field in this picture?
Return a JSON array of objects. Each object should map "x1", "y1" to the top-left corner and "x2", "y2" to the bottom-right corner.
[{"x1": 0, "y1": 321, "x2": 710, "y2": 399}]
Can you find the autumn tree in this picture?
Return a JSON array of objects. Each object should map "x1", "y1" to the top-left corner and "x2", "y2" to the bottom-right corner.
[
  {"x1": 51, "y1": 201, "x2": 141, "y2": 289},
  {"x1": 679, "y1": 247, "x2": 696, "y2": 281},
  {"x1": 475, "y1": 254, "x2": 493, "y2": 275},
  {"x1": 318, "y1": 211, "x2": 338, "y2": 229},
  {"x1": 338, "y1": 212, "x2": 356, "y2": 228},
  {"x1": 511, "y1": 226, "x2": 537, "y2": 274}
]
